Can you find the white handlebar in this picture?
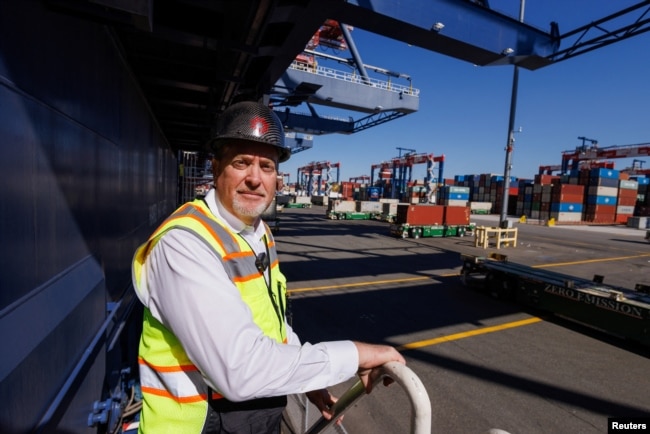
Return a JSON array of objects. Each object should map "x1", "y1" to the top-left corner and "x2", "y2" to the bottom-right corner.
[{"x1": 305, "y1": 362, "x2": 432, "y2": 434}]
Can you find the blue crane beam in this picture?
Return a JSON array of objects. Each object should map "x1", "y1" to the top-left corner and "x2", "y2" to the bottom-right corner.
[{"x1": 336, "y1": 0, "x2": 558, "y2": 70}]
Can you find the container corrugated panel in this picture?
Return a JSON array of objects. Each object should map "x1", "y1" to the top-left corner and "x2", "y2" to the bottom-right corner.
[
  {"x1": 588, "y1": 186, "x2": 618, "y2": 197},
  {"x1": 552, "y1": 193, "x2": 584, "y2": 203},
  {"x1": 330, "y1": 200, "x2": 356, "y2": 212},
  {"x1": 396, "y1": 204, "x2": 444, "y2": 225},
  {"x1": 470, "y1": 202, "x2": 492, "y2": 212},
  {"x1": 614, "y1": 214, "x2": 630, "y2": 224},
  {"x1": 626, "y1": 216, "x2": 649, "y2": 229},
  {"x1": 617, "y1": 189, "x2": 637, "y2": 206},
  {"x1": 442, "y1": 199, "x2": 469, "y2": 207},
  {"x1": 535, "y1": 174, "x2": 560, "y2": 185},
  {"x1": 550, "y1": 211, "x2": 582, "y2": 222},
  {"x1": 584, "y1": 204, "x2": 616, "y2": 223},
  {"x1": 586, "y1": 195, "x2": 617, "y2": 205},
  {"x1": 550, "y1": 202, "x2": 582, "y2": 212},
  {"x1": 632, "y1": 177, "x2": 649, "y2": 185},
  {"x1": 357, "y1": 201, "x2": 382, "y2": 213},
  {"x1": 295, "y1": 196, "x2": 312, "y2": 204},
  {"x1": 619, "y1": 180, "x2": 639, "y2": 190},
  {"x1": 445, "y1": 186, "x2": 470, "y2": 194},
  {"x1": 589, "y1": 177, "x2": 619, "y2": 188},
  {"x1": 552, "y1": 184, "x2": 584, "y2": 195},
  {"x1": 590, "y1": 168, "x2": 620, "y2": 179},
  {"x1": 515, "y1": 203, "x2": 524, "y2": 215},
  {"x1": 616, "y1": 205, "x2": 635, "y2": 215},
  {"x1": 444, "y1": 206, "x2": 470, "y2": 225}
]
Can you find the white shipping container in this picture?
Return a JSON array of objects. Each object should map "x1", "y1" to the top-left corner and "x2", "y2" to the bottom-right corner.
[
  {"x1": 619, "y1": 180, "x2": 639, "y2": 190},
  {"x1": 470, "y1": 202, "x2": 492, "y2": 212},
  {"x1": 550, "y1": 211, "x2": 582, "y2": 223},
  {"x1": 357, "y1": 201, "x2": 383, "y2": 213},
  {"x1": 294, "y1": 195, "x2": 312, "y2": 204},
  {"x1": 616, "y1": 205, "x2": 635, "y2": 215},
  {"x1": 443, "y1": 199, "x2": 469, "y2": 207},
  {"x1": 329, "y1": 200, "x2": 356, "y2": 212},
  {"x1": 588, "y1": 186, "x2": 618, "y2": 197}
]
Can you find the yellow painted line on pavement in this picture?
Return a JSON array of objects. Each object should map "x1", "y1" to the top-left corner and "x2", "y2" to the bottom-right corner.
[
  {"x1": 287, "y1": 276, "x2": 433, "y2": 294},
  {"x1": 532, "y1": 253, "x2": 650, "y2": 269},
  {"x1": 396, "y1": 317, "x2": 543, "y2": 352}
]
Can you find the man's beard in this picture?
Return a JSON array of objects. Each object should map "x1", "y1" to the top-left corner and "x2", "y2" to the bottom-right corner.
[{"x1": 232, "y1": 196, "x2": 269, "y2": 220}]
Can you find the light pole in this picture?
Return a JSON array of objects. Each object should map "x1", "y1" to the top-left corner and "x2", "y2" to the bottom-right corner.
[{"x1": 499, "y1": 0, "x2": 525, "y2": 228}]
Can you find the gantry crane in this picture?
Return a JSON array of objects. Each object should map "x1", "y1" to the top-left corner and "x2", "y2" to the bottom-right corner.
[
  {"x1": 622, "y1": 159, "x2": 650, "y2": 176},
  {"x1": 349, "y1": 175, "x2": 370, "y2": 184},
  {"x1": 538, "y1": 161, "x2": 615, "y2": 175},
  {"x1": 370, "y1": 152, "x2": 444, "y2": 202},
  {"x1": 297, "y1": 161, "x2": 341, "y2": 196},
  {"x1": 561, "y1": 138, "x2": 650, "y2": 172}
]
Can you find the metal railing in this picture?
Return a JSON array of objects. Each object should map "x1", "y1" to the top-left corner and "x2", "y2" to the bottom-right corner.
[
  {"x1": 304, "y1": 362, "x2": 431, "y2": 434},
  {"x1": 288, "y1": 61, "x2": 420, "y2": 97}
]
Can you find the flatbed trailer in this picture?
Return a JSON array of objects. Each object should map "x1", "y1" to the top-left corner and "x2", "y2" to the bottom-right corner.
[
  {"x1": 460, "y1": 253, "x2": 650, "y2": 346},
  {"x1": 328, "y1": 211, "x2": 378, "y2": 220},
  {"x1": 390, "y1": 223, "x2": 475, "y2": 239},
  {"x1": 285, "y1": 202, "x2": 311, "y2": 208}
]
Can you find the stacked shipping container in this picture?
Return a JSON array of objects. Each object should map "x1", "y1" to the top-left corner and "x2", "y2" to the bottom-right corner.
[{"x1": 452, "y1": 170, "x2": 649, "y2": 225}]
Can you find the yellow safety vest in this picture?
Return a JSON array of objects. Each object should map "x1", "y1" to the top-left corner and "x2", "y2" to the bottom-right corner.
[{"x1": 132, "y1": 199, "x2": 288, "y2": 433}]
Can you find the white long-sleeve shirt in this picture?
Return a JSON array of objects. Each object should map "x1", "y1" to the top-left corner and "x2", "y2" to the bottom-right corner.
[{"x1": 136, "y1": 188, "x2": 358, "y2": 401}]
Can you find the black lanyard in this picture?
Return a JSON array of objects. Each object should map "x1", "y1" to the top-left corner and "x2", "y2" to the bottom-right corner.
[{"x1": 243, "y1": 234, "x2": 284, "y2": 333}]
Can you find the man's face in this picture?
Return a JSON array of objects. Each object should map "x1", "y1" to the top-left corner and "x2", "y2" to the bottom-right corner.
[{"x1": 213, "y1": 142, "x2": 278, "y2": 225}]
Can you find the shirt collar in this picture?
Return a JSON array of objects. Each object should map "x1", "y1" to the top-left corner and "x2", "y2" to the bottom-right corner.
[{"x1": 204, "y1": 188, "x2": 265, "y2": 239}]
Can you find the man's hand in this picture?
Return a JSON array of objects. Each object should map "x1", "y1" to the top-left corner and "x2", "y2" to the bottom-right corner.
[
  {"x1": 306, "y1": 389, "x2": 342, "y2": 424},
  {"x1": 354, "y1": 342, "x2": 405, "y2": 394}
]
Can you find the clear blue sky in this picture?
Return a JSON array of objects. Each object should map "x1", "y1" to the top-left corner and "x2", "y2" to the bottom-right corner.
[{"x1": 280, "y1": 1, "x2": 650, "y2": 184}]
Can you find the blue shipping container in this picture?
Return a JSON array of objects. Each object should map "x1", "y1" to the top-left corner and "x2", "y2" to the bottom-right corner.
[
  {"x1": 590, "y1": 168, "x2": 620, "y2": 179},
  {"x1": 550, "y1": 202, "x2": 583, "y2": 212},
  {"x1": 586, "y1": 195, "x2": 617, "y2": 205}
]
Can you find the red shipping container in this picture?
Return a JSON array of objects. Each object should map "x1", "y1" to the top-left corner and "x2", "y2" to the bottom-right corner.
[
  {"x1": 617, "y1": 197, "x2": 637, "y2": 206},
  {"x1": 553, "y1": 184, "x2": 584, "y2": 195},
  {"x1": 534, "y1": 174, "x2": 560, "y2": 185},
  {"x1": 618, "y1": 188, "x2": 637, "y2": 199},
  {"x1": 584, "y1": 204, "x2": 616, "y2": 223},
  {"x1": 615, "y1": 214, "x2": 630, "y2": 224},
  {"x1": 585, "y1": 204, "x2": 616, "y2": 215},
  {"x1": 396, "y1": 204, "x2": 444, "y2": 225},
  {"x1": 552, "y1": 193, "x2": 584, "y2": 203},
  {"x1": 444, "y1": 206, "x2": 470, "y2": 225}
]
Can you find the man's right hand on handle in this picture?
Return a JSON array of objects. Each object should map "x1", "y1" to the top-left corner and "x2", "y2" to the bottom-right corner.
[{"x1": 353, "y1": 342, "x2": 406, "y2": 394}]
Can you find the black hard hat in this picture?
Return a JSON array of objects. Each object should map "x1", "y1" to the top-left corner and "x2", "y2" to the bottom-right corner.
[{"x1": 209, "y1": 101, "x2": 291, "y2": 162}]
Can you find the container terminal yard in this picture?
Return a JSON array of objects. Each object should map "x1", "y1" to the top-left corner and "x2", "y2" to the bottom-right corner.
[
  {"x1": 277, "y1": 205, "x2": 650, "y2": 433},
  {"x1": 2, "y1": 1, "x2": 650, "y2": 433}
]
